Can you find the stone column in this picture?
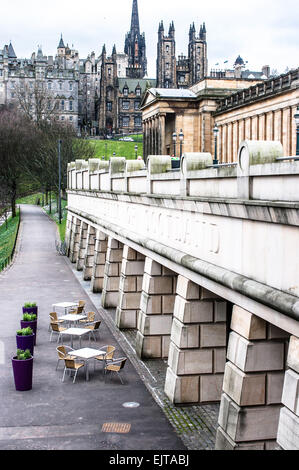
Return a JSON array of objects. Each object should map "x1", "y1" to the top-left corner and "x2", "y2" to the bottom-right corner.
[
  {"x1": 216, "y1": 306, "x2": 288, "y2": 450},
  {"x1": 69, "y1": 217, "x2": 81, "y2": 264},
  {"x1": 90, "y1": 231, "x2": 108, "y2": 293},
  {"x1": 115, "y1": 246, "x2": 145, "y2": 329},
  {"x1": 136, "y1": 258, "x2": 177, "y2": 359},
  {"x1": 65, "y1": 212, "x2": 73, "y2": 251},
  {"x1": 159, "y1": 114, "x2": 166, "y2": 155},
  {"x1": 165, "y1": 276, "x2": 227, "y2": 404},
  {"x1": 101, "y1": 237, "x2": 123, "y2": 308},
  {"x1": 82, "y1": 225, "x2": 96, "y2": 281},
  {"x1": 277, "y1": 336, "x2": 299, "y2": 450},
  {"x1": 76, "y1": 221, "x2": 88, "y2": 271}
]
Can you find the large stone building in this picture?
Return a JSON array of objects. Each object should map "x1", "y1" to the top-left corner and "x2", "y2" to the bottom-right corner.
[
  {"x1": 141, "y1": 68, "x2": 299, "y2": 161},
  {"x1": 0, "y1": 39, "x2": 80, "y2": 128}
]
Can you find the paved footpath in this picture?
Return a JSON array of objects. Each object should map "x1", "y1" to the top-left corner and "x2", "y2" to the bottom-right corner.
[{"x1": 0, "y1": 205, "x2": 185, "y2": 451}]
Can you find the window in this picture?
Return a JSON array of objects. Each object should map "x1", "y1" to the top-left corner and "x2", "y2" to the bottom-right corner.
[
  {"x1": 179, "y1": 75, "x2": 185, "y2": 83},
  {"x1": 59, "y1": 82, "x2": 63, "y2": 90},
  {"x1": 106, "y1": 101, "x2": 112, "y2": 111},
  {"x1": 123, "y1": 116, "x2": 130, "y2": 127},
  {"x1": 61, "y1": 100, "x2": 64, "y2": 111},
  {"x1": 0, "y1": 70, "x2": 2, "y2": 77},
  {"x1": 69, "y1": 82, "x2": 73, "y2": 91},
  {"x1": 134, "y1": 100, "x2": 140, "y2": 110},
  {"x1": 61, "y1": 116, "x2": 65, "y2": 121},
  {"x1": 108, "y1": 68, "x2": 111, "y2": 77},
  {"x1": 69, "y1": 100, "x2": 73, "y2": 111},
  {"x1": 123, "y1": 87, "x2": 128, "y2": 96},
  {"x1": 48, "y1": 81, "x2": 52, "y2": 90},
  {"x1": 122, "y1": 100, "x2": 130, "y2": 110},
  {"x1": 134, "y1": 116, "x2": 142, "y2": 127},
  {"x1": 11, "y1": 92, "x2": 15, "y2": 98},
  {"x1": 166, "y1": 45, "x2": 169, "y2": 54},
  {"x1": 165, "y1": 80, "x2": 170, "y2": 89},
  {"x1": 136, "y1": 88, "x2": 141, "y2": 97},
  {"x1": 69, "y1": 116, "x2": 73, "y2": 121},
  {"x1": 166, "y1": 63, "x2": 170, "y2": 70},
  {"x1": 197, "y1": 64, "x2": 200, "y2": 71}
]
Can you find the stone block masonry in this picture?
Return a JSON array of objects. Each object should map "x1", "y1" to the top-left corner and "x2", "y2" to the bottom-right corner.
[
  {"x1": 90, "y1": 231, "x2": 108, "y2": 293},
  {"x1": 101, "y1": 237, "x2": 124, "y2": 308},
  {"x1": 115, "y1": 246, "x2": 145, "y2": 329},
  {"x1": 216, "y1": 305, "x2": 289, "y2": 450},
  {"x1": 136, "y1": 258, "x2": 177, "y2": 359},
  {"x1": 165, "y1": 275, "x2": 227, "y2": 404},
  {"x1": 68, "y1": 216, "x2": 81, "y2": 264},
  {"x1": 277, "y1": 335, "x2": 299, "y2": 450},
  {"x1": 76, "y1": 221, "x2": 88, "y2": 271},
  {"x1": 82, "y1": 225, "x2": 96, "y2": 281}
]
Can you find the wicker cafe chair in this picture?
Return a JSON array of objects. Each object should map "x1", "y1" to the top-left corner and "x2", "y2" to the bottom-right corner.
[
  {"x1": 56, "y1": 345, "x2": 74, "y2": 370},
  {"x1": 50, "y1": 322, "x2": 67, "y2": 343},
  {"x1": 79, "y1": 311, "x2": 95, "y2": 325},
  {"x1": 104, "y1": 357, "x2": 127, "y2": 385},
  {"x1": 69, "y1": 300, "x2": 86, "y2": 314},
  {"x1": 62, "y1": 358, "x2": 85, "y2": 384},
  {"x1": 48, "y1": 311, "x2": 65, "y2": 331},
  {"x1": 94, "y1": 345, "x2": 116, "y2": 371},
  {"x1": 83, "y1": 321, "x2": 101, "y2": 342}
]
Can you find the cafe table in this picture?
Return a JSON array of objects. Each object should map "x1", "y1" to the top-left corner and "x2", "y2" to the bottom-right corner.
[
  {"x1": 70, "y1": 347, "x2": 106, "y2": 381},
  {"x1": 58, "y1": 313, "x2": 87, "y2": 327},
  {"x1": 52, "y1": 302, "x2": 78, "y2": 315},
  {"x1": 59, "y1": 328, "x2": 91, "y2": 348}
]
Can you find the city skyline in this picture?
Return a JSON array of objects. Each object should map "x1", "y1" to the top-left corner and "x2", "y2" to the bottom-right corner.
[{"x1": 1, "y1": 0, "x2": 298, "y2": 78}]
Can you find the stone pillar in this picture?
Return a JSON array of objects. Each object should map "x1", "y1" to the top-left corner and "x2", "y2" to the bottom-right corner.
[
  {"x1": 277, "y1": 336, "x2": 299, "y2": 450},
  {"x1": 65, "y1": 212, "x2": 73, "y2": 251},
  {"x1": 82, "y1": 225, "x2": 96, "y2": 281},
  {"x1": 115, "y1": 246, "x2": 145, "y2": 329},
  {"x1": 69, "y1": 217, "x2": 81, "y2": 264},
  {"x1": 165, "y1": 276, "x2": 227, "y2": 404},
  {"x1": 76, "y1": 221, "x2": 88, "y2": 271},
  {"x1": 216, "y1": 306, "x2": 288, "y2": 450},
  {"x1": 90, "y1": 231, "x2": 108, "y2": 293},
  {"x1": 101, "y1": 237, "x2": 123, "y2": 308},
  {"x1": 136, "y1": 258, "x2": 177, "y2": 359}
]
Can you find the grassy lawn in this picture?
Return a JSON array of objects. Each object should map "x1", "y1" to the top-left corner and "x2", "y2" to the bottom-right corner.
[
  {"x1": 16, "y1": 193, "x2": 44, "y2": 205},
  {"x1": 90, "y1": 138, "x2": 143, "y2": 160},
  {"x1": 0, "y1": 211, "x2": 20, "y2": 270},
  {"x1": 43, "y1": 199, "x2": 68, "y2": 242}
]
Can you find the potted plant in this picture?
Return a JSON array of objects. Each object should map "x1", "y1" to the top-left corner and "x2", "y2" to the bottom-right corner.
[
  {"x1": 20, "y1": 313, "x2": 37, "y2": 345},
  {"x1": 12, "y1": 349, "x2": 33, "y2": 391},
  {"x1": 16, "y1": 327, "x2": 35, "y2": 356},
  {"x1": 22, "y1": 302, "x2": 38, "y2": 317}
]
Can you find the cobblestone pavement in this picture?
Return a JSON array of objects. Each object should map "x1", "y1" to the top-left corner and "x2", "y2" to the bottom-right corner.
[{"x1": 70, "y1": 263, "x2": 219, "y2": 451}]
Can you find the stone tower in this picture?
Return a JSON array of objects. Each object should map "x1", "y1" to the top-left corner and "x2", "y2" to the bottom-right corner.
[
  {"x1": 124, "y1": 0, "x2": 147, "y2": 78},
  {"x1": 156, "y1": 21, "x2": 176, "y2": 88},
  {"x1": 98, "y1": 44, "x2": 118, "y2": 135},
  {"x1": 156, "y1": 20, "x2": 208, "y2": 88},
  {"x1": 188, "y1": 22, "x2": 208, "y2": 85}
]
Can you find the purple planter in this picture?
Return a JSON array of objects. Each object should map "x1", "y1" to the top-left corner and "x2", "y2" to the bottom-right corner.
[
  {"x1": 16, "y1": 334, "x2": 35, "y2": 356},
  {"x1": 12, "y1": 356, "x2": 33, "y2": 391},
  {"x1": 22, "y1": 306, "x2": 38, "y2": 317},
  {"x1": 20, "y1": 320, "x2": 37, "y2": 345}
]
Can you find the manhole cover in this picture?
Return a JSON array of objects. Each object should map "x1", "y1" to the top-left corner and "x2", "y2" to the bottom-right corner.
[
  {"x1": 122, "y1": 402, "x2": 140, "y2": 408},
  {"x1": 101, "y1": 423, "x2": 131, "y2": 434}
]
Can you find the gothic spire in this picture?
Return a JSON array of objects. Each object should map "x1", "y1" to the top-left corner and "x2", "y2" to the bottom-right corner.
[
  {"x1": 130, "y1": 0, "x2": 140, "y2": 36},
  {"x1": 58, "y1": 34, "x2": 65, "y2": 49}
]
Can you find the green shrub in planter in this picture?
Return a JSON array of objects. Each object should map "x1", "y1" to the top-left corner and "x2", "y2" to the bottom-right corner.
[
  {"x1": 16, "y1": 327, "x2": 35, "y2": 355},
  {"x1": 17, "y1": 327, "x2": 34, "y2": 336},
  {"x1": 12, "y1": 349, "x2": 33, "y2": 391},
  {"x1": 22, "y1": 313, "x2": 37, "y2": 322},
  {"x1": 22, "y1": 303, "x2": 38, "y2": 316}
]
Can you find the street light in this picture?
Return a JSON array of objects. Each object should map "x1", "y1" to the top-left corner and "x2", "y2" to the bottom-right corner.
[
  {"x1": 58, "y1": 139, "x2": 62, "y2": 225},
  {"x1": 294, "y1": 106, "x2": 299, "y2": 157},
  {"x1": 135, "y1": 144, "x2": 138, "y2": 158},
  {"x1": 179, "y1": 129, "x2": 184, "y2": 158},
  {"x1": 172, "y1": 131, "x2": 177, "y2": 158},
  {"x1": 213, "y1": 123, "x2": 219, "y2": 165}
]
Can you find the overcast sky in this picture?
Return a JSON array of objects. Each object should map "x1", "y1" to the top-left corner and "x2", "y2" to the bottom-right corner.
[{"x1": 1, "y1": 0, "x2": 298, "y2": 77}]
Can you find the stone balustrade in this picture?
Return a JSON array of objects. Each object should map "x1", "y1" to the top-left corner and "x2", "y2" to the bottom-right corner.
[{"x1": 68, "y1": 140, "x2": 299, "y2": 202}]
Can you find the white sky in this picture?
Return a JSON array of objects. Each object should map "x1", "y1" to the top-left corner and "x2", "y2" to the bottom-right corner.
[{"x1": 1, "y1": 0, "x2": 298, "y2": 77}]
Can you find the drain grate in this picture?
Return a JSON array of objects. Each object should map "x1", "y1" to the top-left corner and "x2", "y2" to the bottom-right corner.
[{"x1": 101, "y1": 423, "x2": 131, "y2": 434}]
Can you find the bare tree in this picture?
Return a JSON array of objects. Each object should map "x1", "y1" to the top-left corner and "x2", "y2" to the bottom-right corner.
[{"x1": 14, "y1": 80, "x2": 59, "y2": 123}]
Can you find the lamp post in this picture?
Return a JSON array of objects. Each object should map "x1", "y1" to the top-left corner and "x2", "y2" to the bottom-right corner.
[
  {"x1": 294, "y1": 106, "x2": 299, "y2": 157},
  {"x1": 135, "y1": 144, "x2": 138, "y2": 158},
  {"x1": 58, "y1": 139, "x2": 62, "y2": 225},
  {"x1": 179, "y1": 129, "x2": 184, "y2": 158},
  {"x1": 172, "y1": 131, "x2": 177, "y2": 158},
  {"x1": 213, "y1": 123, "x2": 219, "y2": 165}
]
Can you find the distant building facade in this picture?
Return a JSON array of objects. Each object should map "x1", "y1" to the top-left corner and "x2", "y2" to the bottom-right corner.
[{"x1": 0, "y1": 39, "x2": 80, "y2": 128}]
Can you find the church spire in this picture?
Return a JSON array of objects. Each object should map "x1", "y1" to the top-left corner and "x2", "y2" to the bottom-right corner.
[{"x1": 130, "y1": 0, "x2": 140, "y2": 36}]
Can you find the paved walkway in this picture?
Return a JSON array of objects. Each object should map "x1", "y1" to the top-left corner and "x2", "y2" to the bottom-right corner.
[{"x1": 0, "y1": 205, "x2": 185, "y2": 450}]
